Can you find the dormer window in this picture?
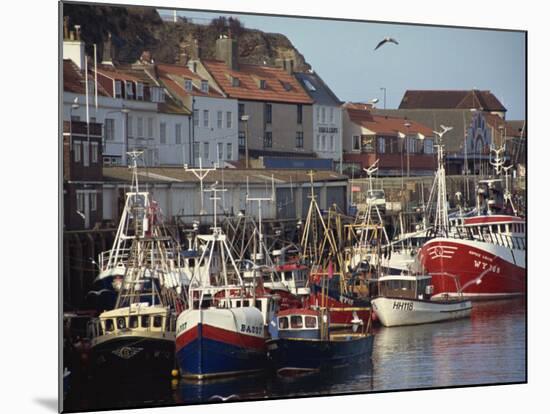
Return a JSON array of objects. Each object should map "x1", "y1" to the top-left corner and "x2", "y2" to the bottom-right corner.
[
  {"x1": 201, "y1": 80, "x2": 209, "y2": 93},
  {"x1": 151, "y1": 87, "x2": 165, "y2": 103},
  {"x1": 259, "y1": 79, "x2": 267, "y2": 89},
  {"x1": 281, "y1": 81, "x2": 292, "y2": 91},
  {"x1": 125, "y1": 81, "x2": 134, "y2": 99},
  {"x1": 231, "y1": 76, "x2": 240, "y2": 87},
  {"x1": 114, "y1": 80, "x2": 122, "y2": 98},
  {"x1": 136, "y1": 82, "x2": 144, "y2": 100},
  {"x1": 184, "y1": 79, "x2": 193, "y2": 92}
]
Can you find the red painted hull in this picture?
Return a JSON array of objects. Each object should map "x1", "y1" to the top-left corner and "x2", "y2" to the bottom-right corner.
[{"x1": 419, "y1": 237, "x2": 526, "y2": 299}]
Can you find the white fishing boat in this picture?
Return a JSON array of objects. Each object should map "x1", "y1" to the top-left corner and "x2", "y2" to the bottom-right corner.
[{"x1": 372, "y1": 273, "x2": 472, "y2": 327}]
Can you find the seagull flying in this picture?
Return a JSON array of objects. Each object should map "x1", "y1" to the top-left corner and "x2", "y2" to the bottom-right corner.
[{"x1": 374, "y1": 37, "x2": 399, "y2": 51}]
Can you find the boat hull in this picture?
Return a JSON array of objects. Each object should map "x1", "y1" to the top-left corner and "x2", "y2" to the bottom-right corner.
[
  {"x1": 175, "y1": 307, "x2": 266, "y2": 380},
  {"x1": 372, "y1": 296, "x2": 472, "y2": 327},
  {"x1": 91, "y1": 334, "x2": 175, "y2": 379},
  {"x1": 267, "y1": 334, "x2": 374, "y2": 374},
  {"x1": 419, "y1": 238, "x2": 526, "y2": 299}
]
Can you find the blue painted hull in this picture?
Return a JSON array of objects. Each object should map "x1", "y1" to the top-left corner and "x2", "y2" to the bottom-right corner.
[
  {"x1": 267, "y1": 334, "x2": 374, "y2": 373},
  {"x1": 176, "y1": 324, "x2": 266, "y2": 380}
]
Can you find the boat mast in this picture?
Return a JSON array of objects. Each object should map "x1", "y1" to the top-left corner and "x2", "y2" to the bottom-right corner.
[{"x1": 433, "y1": 126, "x2": 453, "y2": 235}]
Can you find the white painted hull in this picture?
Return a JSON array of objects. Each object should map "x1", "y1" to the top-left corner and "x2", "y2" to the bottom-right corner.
[{"x1": 372, "y1": 297, "x2": 472, "y2": 327}]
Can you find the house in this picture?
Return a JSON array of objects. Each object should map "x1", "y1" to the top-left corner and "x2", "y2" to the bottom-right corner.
[
  {"x1": 342, "y1": 103, "x2": 436, "y2": 176},
  {"x1": 63, "y1": 120, "x2": 104, "y2": 230},
  {"x1": 192, "y1": 36, "x2": 316, "y2": 167},
  {"x1": 294, "y1": 71, "x2": 343, "y2": 169},
  {"x1": 154, "y1": 63, "x2": 239, "y2": 167}
]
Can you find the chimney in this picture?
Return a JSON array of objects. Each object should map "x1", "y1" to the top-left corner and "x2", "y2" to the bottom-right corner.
[
  {"x1": 189, "y1": 38, "x2": 202, "y2": 60},
  {"x1": 101, "y1": 32, "x2": 114, "y2": 65},
  {"x1": 215, "y1": 36, "x2": 239, "y2": 70},
  {"x1": 63, "y1": 25, "x2": 85, "y2": 70}
]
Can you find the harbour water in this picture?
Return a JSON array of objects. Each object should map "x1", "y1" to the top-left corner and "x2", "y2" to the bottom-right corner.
[{"x1": 63, "y1": 298, "x2": 525, "y2": 412}]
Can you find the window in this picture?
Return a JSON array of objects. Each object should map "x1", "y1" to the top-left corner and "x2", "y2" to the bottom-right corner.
[
  {"x1": 238, "y1": 131, "x2": 245, "y2": 149},
  {"x1": 117, "y1": 317, "x2": 126, "y2": 329},
  {"x1": 76, "y1": 191, "x2": 85, "y2": 212},
  {"x1": 217, "y1": 142, "x2": 224, "y2": 161},
  {"x1": 227, "y1": 143, "x2": 232, "y2": 160},
  {"x1": 74, "y1": 141, "x2": 82, "y2": 162},
  {"x1": 238, "y1": 103, "x2": 245, "y2": 119},
  {"x1": 378, "y1": 137, "x2": 385, "y2": 153},
  {"x1": 82, "y1": 141, "x2": 89, "y2": 166},
  {"x1": 125, "y1": 81, "x2": 134, "y2": 99},
  {"x1": 296, "y1": 131, "x2": 304, "y2": 148},
  {"x1": 175, "y1": 124, "x2": 182, "y2": 145},
  {"x1": 264, "y1": 132, "x2": 272, "y2": 148},
  {"x1": 259, "y1": 79, "x2": 267, "y2": 89},
  {"x1": 352, "y1": 135, "x2": 361, "y2": 151},
  {"x1": 160, "y1": 122, "x2": 166, "y2": 144},
  {"x1": 217, "y1": 111, "x2": 223, "y2": 129},
  {"x1": 91, "y1": 142, "x2": 99, "y2": 163},
  {"x1": 153, "y1": 316, "x2": 163, "y2": 328},
  {"x1": 137, "y1": 117, "x2": 144, "y2": 138},
  {"x1": 203, "y1": 142, "x2": 209, "y2": 159},
  {"x1": 424, "y1": 138, "x2": 434, "y2": 154},
  {"x1": 316, "y1": 106, "x2": 320, "y2": 122},
  {"x1": 231, "y1": 76, "x2": 240, "y2": 87},
  {"x1": 226, "y1": 111, "x2": 232, "y2": 128},
  {"x1": 305, "y1": 316, "x2": 317, "y2": 328},
  {"x1": 316, "y1": 135, "x2": 320, "y2": 150},
  {"x1": 193, "y1": 143, "x2": 200, "y2": 162},
  {"x1": 265, "y1": 104, "x2": 272, "y2": 124},
  {"x1": 136, "y1": 82, "x2": 144, "y2": 100},
  {"x1": 148, "y1": 118, "x2": 154, "y2": 138},
  {"x1": 201, "y1": 80, "x2": 209, "y2": 93},
  {"x1": 321, "y1": 107, "x2": 326, "y2": 123},
  {"x1": 127, "y1": 116, "x2": 133, "y2": 137},
  {"x1": 150, "y1": 87, "x2": 165, "y2": 103},
  {"x1": 105, "y1": 118, "x2": 115, "y2": 141},
  {"x1": 114, "y1": 80, "x2": 122, "y2": 98},
  {"x1": 105, "y1": 319, "x2": 114, "y2": 332},
  {"x1": 290, "y1": 315, "x2": 303, "y2": 329},
  {"x1": 193, "y1": 109, "x2": 199, "y2": 127},
  {"x1": 203, "y1": 110, "x2": 209, "y2": 128},
  {"x1": 330, "y1": 135, "x2": 335, "y2": 151},
  {"x1": 184, "y1": 79, "x2": 192, "y2": 92},
  {"x1": 129, "y1": 316, "x2": 138, "y2": 328},
  {"x1": 329, "y1": 107, "x2": 334, "y2": 123},
  {"x1": 278, "y1": 317, "x2": 289, "y2": 329},
  {"x1": 297, "y1": 104, "x2": 303, "y2": 124},
  {"x1": 141, "y1": 315, "x2": 150, "y2": 328},
  {"x1": 321, "y1": 135, "x2": 326, "y2": 151},
  {"x1": 90, "y1": 192, "x2": 97, "y2": 211}
]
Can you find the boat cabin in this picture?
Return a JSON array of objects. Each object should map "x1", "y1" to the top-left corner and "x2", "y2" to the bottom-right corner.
[
  {"x1": 88, "y1": 303, "x2": 175, "y2": 339},
  {"x1": 228, "y1": 295, "x2": 279, "y2": 326},
  {"x1": 377, "y1": 275, "x2": 433, "y2": 301},
  {"x1": 275, "y1": 309, "x2": 321, "y2": 340},
  {"x1": 450, "y1": 215, "x2": 526, "y2": 250},
  {"x1": 276, "y1": 264, "x2": 310, "y2": 296}
]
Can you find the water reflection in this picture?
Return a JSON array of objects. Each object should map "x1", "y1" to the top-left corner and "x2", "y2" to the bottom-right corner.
[{"x1": 64, "y1": 299, "x2": 525, "y2": 411}]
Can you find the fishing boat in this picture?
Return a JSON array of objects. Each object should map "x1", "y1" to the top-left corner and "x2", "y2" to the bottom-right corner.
[
  {"x1": 88, "y1": 152, "x2": 183, "y2": 378},
  {"x1": 175, "y1": 183, "x2": 273, "y2": 380},
  {"x1": 266, "y1": 308, "x2": 374, "y2": 375},
  {"x1": 419, "y1": 140, "x2": 525, "y2": 299},
  {"x1": 372, "y1": 273, "x2": 472, "y2": 327}
]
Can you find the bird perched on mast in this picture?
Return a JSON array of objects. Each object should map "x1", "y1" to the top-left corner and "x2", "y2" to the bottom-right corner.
[{"x1": 374, "y1": 37, "x2": 399, "y2": 50}]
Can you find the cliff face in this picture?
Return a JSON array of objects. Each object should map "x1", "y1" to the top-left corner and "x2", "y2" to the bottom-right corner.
[{"x1": 62, "y1": 4, "x2": 311, "y2": 71}]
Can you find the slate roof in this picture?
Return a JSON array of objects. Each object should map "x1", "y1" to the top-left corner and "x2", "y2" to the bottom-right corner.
[
  {"x1": 399, "y1": 90, "x2": 506, "y2": 112},
  {"x1": 202, "y1": 59, "x2": 313, "y2": 104},
  {"x1": 294, "y1": 71, "x2": 342, "y2": 106}
]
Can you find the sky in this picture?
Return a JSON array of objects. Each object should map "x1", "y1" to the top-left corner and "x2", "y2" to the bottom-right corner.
[{"x1": 158, "y1": 8, "x2": 526, "y2": 120}]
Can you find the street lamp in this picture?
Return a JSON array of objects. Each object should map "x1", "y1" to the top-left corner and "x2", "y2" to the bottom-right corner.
[
  {"x1": 380, "y1": 87, "x2": 387, "y2": 109},
  {"x1": 404, "y1": 121, "x2": 412, "y2": 177},
  {"x1": 241, "y1": 114, "x2": 250, "y2": 168}
]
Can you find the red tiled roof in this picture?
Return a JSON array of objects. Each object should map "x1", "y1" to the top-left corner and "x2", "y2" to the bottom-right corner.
[
  {"x1": 345, "y1": 103, "x2": 433, "y2": 137},
  {"x1": 482, "y1": 113, "x2": 524, "y2": 137},
  {"x1": 63, "y1": 59, "x2": 109, "y2": 96},
  {"x1": 156, "y1": 63, "x2": 224, "y2": 99},
  {"x1": 399, "y1": 90, "x2": 506, "y2": 112},
  {"x1": 202, "y1": 59, "x2": 313, "y2": 104}
]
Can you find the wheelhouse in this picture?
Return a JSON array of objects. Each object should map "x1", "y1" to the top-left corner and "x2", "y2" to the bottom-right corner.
[
  {"x1": 377, "y1": 275, "x2": 433, "y2": 300},
  {"x1": 276, "y1": 309, "x2": 321, "y2": 340}
]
